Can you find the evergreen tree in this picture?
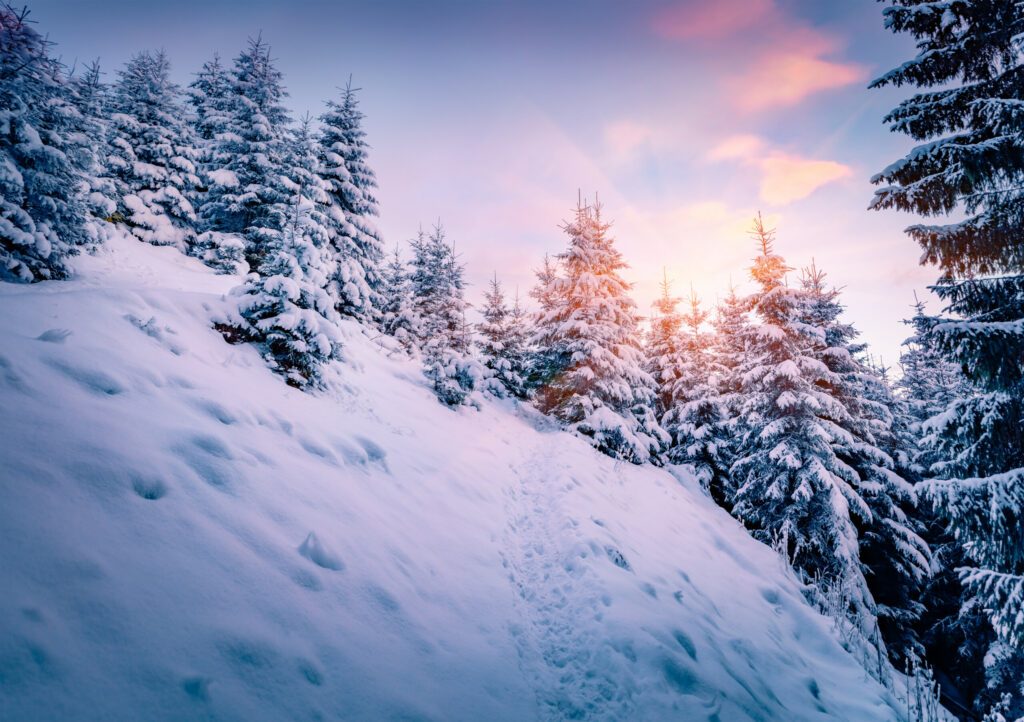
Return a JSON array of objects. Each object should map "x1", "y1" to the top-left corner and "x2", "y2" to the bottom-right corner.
[
  {"x1": 533, "y1": 198, "x2": 666, "y2": 464},
  {"x1": 730, "y1": 216, "x2": 874, "y2": 616},
  {"x1": 478, "y1": 274, "x2": 528, "y2": 398},
  {"x1": 196, "y1": 35, "x2": 292, "y2": 272},
  {"x1": 871, "y1": 3, "x2": 1024, "y2": 711},
  {"x1": 800, "y1": 263, "x2": 931, "y2": 664},
  {"x1": 664, "y1": 288, "x2": 730, "y2": 493},
  {"x1": 107, "y1": 50, "x2": 198, "y2": 250},
  {"x1": 68, "y1": 59, "x2": 116, "y2": 235},
  {"x1": 645, "y1": 269, "x2": 683, "y2": 416},
  {"x1": 188, "y1": 53, "x2": 231, "y2": 157},
  {"x1": 318, "y1": 80, "x2": 385, "y2": 321},
  {"x1": 707, "y1": 283, "x2": 750, "y2": 506},
  {"x1": 379, "y1": 245, "x2": 421, "y2": 353},
  {"x1": 1, "y1": 5, "x2": 90, "y2": 281},
  {"x1": 527, "y1": 253, "x2": 566, "y2": 392},
  {"x1": 219, "y1": 122, "x2": 339, "y2": 389},
  {"x1": 408, "y1": 224, "x2": 480, "y2": 406}
]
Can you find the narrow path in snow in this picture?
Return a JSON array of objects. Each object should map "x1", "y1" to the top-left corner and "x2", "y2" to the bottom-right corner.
[{"x1": 502, "y1": 434, "x2": 635, "y2": 721}]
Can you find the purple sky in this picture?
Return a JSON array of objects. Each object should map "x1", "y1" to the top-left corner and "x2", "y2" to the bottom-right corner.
[{"x1": 31, "y1": 0, "x2": 934, "y2": 365}]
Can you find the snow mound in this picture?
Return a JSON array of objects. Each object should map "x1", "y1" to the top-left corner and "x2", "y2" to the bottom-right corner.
[{"x1": 0, "y1": 233, "x2": 906, "y2": 720}]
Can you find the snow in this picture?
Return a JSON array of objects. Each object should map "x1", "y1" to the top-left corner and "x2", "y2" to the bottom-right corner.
[{"x1": 0, "y1": 232, "x2": 909, "y2": 720}]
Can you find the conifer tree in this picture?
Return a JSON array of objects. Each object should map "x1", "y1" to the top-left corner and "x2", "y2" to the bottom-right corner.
[
  {"x1": 645, "y1": 269, "x2": 683, "y2": 416},
  {"x1": 478, "y1": 274, "x2": 528, "y2": 398},
  {"x1": 195, "y1": 35, "x2": 292, "y2": 272},
  {"x1": 664, "y1": 288, "x2": 730, "y2": 493},
  {"x1": 527, "y1": 253, "x2": 566, "y2": 392},
  {"x1": 1, "y1": 5, "x2": 91, "y2": 281},
  {"x1": 107, "y1": 50, "x2": 198, "y2": 250},
  {"x1": 318, "y1": 80, "x2": 385, "y2": 321},
  {"x1": 68, "y1": 59, "x2": 116, "y2": 235},
  {"x1": 408, "y1": 224, "x2": 480, "y2": 406},
  {"x1": 730, "y1": 216, "x2": 874, "y2": 616},
  {"x1": 188, "y1": 53, "x2": 231, "y2": 158},
  {"x1": 219, "y1": 120, "x2": 339, "y2": 389},
  {"x1": 533, "y1": 198, "x2": 665, "y2": 464},
  {"x1": 379, "y1": 245, "x2": 421, "y2": 353},
  {"x1": 871, "y1": 2, "x2": 1024, "y2": 702},
  {"x1": 800, "y1": 263, "x2": 931, "y2": 664}
]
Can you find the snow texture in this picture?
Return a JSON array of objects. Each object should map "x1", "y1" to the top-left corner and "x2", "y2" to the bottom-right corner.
[{"x1": 0, "y1": 232, "x2": 909, "y2": 721}]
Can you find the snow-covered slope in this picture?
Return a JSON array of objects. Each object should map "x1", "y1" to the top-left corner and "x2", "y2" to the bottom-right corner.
[{"x1": 0, "y1": 234, "x2": 906, "y2": 721}]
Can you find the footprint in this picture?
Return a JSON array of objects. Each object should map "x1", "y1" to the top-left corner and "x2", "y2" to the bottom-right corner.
[
  {"x1": 36, "y1": 328, "x2": 71, "y2": 344},
  {"x1": 45, "y1": 358, "x2": 125, "y2": 396},
  {"x1": 191, "y1": 399, "x2": 238, "y2": 426},
  {"x1": 298, "y1": 533, "x2": 344, "y2": 571},
  {"x1": 354, "y1": 435, "x2": 387, "y2": 463},
  {"x1": 131, "y1": 474, "x2": 168, "y2": 500},
  {"x1": 182, "y1": 675, "x2": 212, "y2": 701}
]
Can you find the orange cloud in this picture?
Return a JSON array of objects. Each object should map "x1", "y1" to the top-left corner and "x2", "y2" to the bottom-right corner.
[
  {"x1": 708, "y1": 134, "x2": 852, "y2": 205},
  {"x1": 652, "y1": 0, "x2": 775, "y2": 40},
  {"x1": 730, "y1": 49, "x2": 867, "y2": 111},
  {"x1": 707, "y1": 134, "x2": 765, "y2": 161},
  {"x1": 758, "y1": 154, "x2": 851, "y2": 205}
]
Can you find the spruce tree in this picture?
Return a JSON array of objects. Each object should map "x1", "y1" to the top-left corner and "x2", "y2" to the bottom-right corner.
[
  {"x1": 188, "y1": 53, "x2": 231, "y2": 158},
  {"x1": 220, "y1": 120, "x2": 339, "y2": 389},
  {"x1": 379, "y1": 245, "x2": 421, "y2": 353},
  {"x1": 68, "y1": 59, "x2": 117, "y2": 236},
  {"x1": 196, "y1": 35, "x2": 292, "y2": 272},
  {"x1": 408, "y1": 224, "x2": 479, "y2": 406},
  {"x1": 478, "y1": 274, "x2": 528, "y2": 398},
  {"x1": 645, "y1": 269, "x2": 683, "y2": 417},
  {"x1": 318, "y1": 80, "x2": 385, "y2": 321},
  {"x1": 730, "y1": 216, "x2": 874, "y2": 616},
  {"x1": 1, "y1": 5, "x2": 90, "y2": 281},
  {"x1": 664, "y1": 288, "x2": 730, "y2": 493},
  {"x1": 527, "y1": 253, "x2": 566, "y2": 392},
  {"x1": 871, "y1": 3, "x2": 1024, "y2": 706},
  {"x1": 107, "y1": 50, "x2": 199, "y2": 250},
  {"x1": 799, "y1": 263, "x2": 931, "y2": 664},
  {"x1": 533, "y1": 198, "x2": 665, "y2": 464}
]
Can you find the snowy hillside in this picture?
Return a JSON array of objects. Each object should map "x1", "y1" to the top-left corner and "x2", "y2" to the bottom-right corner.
[{"x1": 0, "y1": 234, "x2": 907, "y2": 721}]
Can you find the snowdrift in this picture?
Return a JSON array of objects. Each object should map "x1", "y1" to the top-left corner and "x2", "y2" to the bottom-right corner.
[{"x1": 0, "y1": 234, "x2": 906, "y2": 720}]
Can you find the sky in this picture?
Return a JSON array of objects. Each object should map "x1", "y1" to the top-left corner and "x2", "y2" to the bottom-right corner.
[{"x1": 30, "y1": 0, "x2": 936, "y2": 365}]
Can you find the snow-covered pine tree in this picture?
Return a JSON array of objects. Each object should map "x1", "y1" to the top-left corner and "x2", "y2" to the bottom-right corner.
[
  {"x1": 478, "y1": 274, "x2": 528, "y2": 398},
  {"x1": 664, "y1": 287, "x2": 730, "y2": 493},
  {"x1": 107, "y1": 50, "x2": 198, "y2": 250},
  {"x1": 1, "y1": 5, "x2": 91, "y2": 281},
  {"x1": 68, "y1": 59, "x2": 117, "y2": 236},
  {"x1": 645, "y1": 269, "x2": 683, "y2": 417},
  {"x1": 533, "y1": 198, "x2": 666, "y2": 464},
  {"x1": 705, "y1": 283, "x2": 750, "y2": 507},
  {"x1": 378, "y1": 245, "x2": 420, "y2": 353},
  {"x1": 188, "y1": 53, "x2": 231, "y2": 159},
  {"x1": 730, "y1": 216, "x2": 874, "y2": 616},
  {"x1": 318, "y1": 79, "x2": 385, "y2": 322},
  {"x1": 897, "y1": 298, "x2": 971, "y2": 433},
  {"x1": 408, "y1": 224, "x2": 480, "y2": 406},
  {"x1": 195, "y1": 35, "x2": 292, "y2": 273},
  {"x1": 870, "y1": 2, "x2": 1024, "y2": 701},
  {"x1": 799, "y1": 262, "x2": 932, "y2": 664},
  {"x1": 219, "y1": 120, "x2": 340, "y2": 389},
  {"x1": 526, "y1": 253, "x2": 566, "y2": 392}
]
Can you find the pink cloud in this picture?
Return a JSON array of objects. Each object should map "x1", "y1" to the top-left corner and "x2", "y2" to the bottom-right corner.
[
  {"x1": 707, "y1": 134, "x2": 765, "y2": 161},
  {"x1": 708, "y1": 134, "x2": 852, "y2": 205},
  {"x1": 729, "y1": 40, "x2": 868, "y2": 111},
  {"x1": 652, "y1": 0, "x2": 775, "y2": 40},
  {"x1": 758, "y1": 154, "x2": 851, "y2": 205}
]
